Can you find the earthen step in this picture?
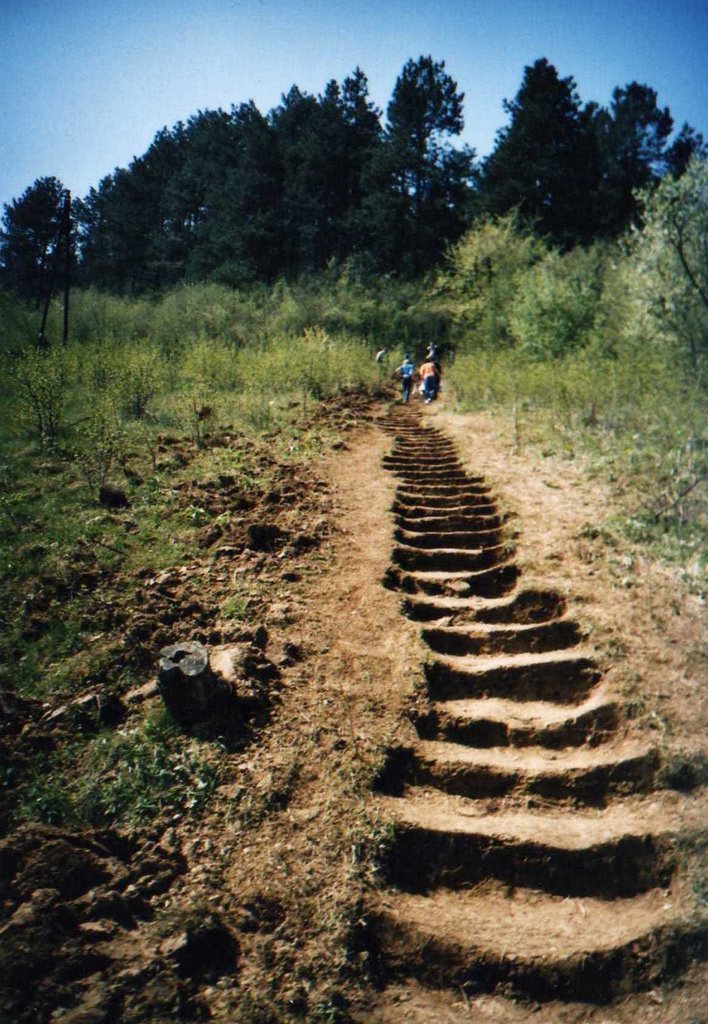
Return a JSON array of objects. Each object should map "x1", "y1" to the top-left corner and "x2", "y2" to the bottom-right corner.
[
  {"x1": 395, "y1": 481, "x2": 491, "y2": 495},
  {"x1": 387, "y1": 433, "x2": 438, "y2": 442},
  {"x1": 373, "y1": 882, "x2": 708, "y2": 1002},
  {"x1": 402, "y1": 588, "x2": 565, "y2": 624},
  {"x1": 393, "y1": 499, "x2": 497, "y2": 516},
  {"x1": 410, "y1": 738, "x2": 660, "y2": 803},
  {"x1": 425, "y1": 649, "x2": 600, "y2": 703},
  {"x1": 393, "y1": 543, "x2": 510, "y2": 573},
  {"x1": 428, "y1": 688, "x2": 620, "y2": 748},
  {"x1": 392, "y1": 451, "x2": 461, "y2": 462},
  {"x1": 384, "y1": 455, "x2": 463, "y2": 468},
  {"x1": 421, "y1": 618, "x2": 582, "y2": 656},
  {"x1": 395, "y1": 487, "x2": 495, "y2": 503},
  {"x1": 392, "y1": 452, "x2": 460, "y2": 460},
  {"x1": 395, "y1": 527, "x2": 503, "y2": 550},
  {"x1": 385, "y1": 562, "x2": 520, "y2": 598},
  {"x1": 378, "y1": 789, "x2": 708, "y2": 895},
  {"x1": 394, "y1": 513, "x2": 503, "y2": 532},
  {"x1": 392, "y1": 460, "x2": 463, "y2": 470},
  {"x1": 387, "y1": 442, "x2": 459, "y2": 452},
  {"x1": 388, "y1": 424, "x2": 435, "y2": 431},
  {"x1": 392, "y1": 471, "x2": 473, "y2": 485}
]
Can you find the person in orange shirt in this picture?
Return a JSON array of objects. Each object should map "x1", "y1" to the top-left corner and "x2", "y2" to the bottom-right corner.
[{"x1": 418, "y1": 358, "x2": 440, "y2": 403}]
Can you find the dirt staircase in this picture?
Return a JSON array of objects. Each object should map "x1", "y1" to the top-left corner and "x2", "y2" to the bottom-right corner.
[{"x1": 373, "y1": 407, "x2": 708, "y2": 1004}]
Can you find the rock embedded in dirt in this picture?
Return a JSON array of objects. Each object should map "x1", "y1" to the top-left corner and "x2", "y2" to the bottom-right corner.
[
  {"x1": 43, "y1": 691, "x2": 125, "y2": 732},
  {"x1": 210, "y1": 643, "x2": 278, "y2": 687}
]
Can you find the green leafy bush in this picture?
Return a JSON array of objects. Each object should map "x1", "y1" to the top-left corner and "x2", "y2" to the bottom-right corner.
[
  {"x1": 72, "y1": 400, "x2": 126, "y2": 498},
  {"x1": 12, "y1": 345, "x2": 73, "y2": 445},
  {"x1": 115, "y1": 342, "x2": 164, "y2": 418},
  {"x1": 437, "y1": 213, "x2": 546, "y2": 351}
]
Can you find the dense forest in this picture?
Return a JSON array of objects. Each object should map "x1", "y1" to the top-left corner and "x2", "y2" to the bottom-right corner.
[{"x1": 1, "y1": 55, "x2": 705, "y2": 298}]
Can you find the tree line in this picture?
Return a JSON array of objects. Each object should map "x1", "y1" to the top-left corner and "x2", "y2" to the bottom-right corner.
[{"x1": 1, "y1": 56, "x2": 704, "y2": 301}]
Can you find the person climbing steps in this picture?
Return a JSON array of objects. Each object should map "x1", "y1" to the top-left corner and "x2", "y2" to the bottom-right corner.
[
  {"x1": 418, "y1": 356, "x2": 441, "y2": 403},
  {"x1": 396, "y1": 353, "x2": 415, "y2": 403}
]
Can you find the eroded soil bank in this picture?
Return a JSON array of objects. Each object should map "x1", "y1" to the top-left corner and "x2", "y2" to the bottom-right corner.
[{"x1": 1, "y1": 391, "x2": 706, "y2": 1023}]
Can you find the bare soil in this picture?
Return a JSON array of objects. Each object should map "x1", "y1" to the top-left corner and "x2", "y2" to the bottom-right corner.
[
  {"x1": 362, "y1": 398, "x2": 707, "y2": 1022},
  {"x1": 1, "y1": 388, "x2": 706, "y2": 1022}
]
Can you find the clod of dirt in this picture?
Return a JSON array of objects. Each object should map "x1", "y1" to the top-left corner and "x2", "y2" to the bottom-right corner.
[
  {"x1": 290, "y1": 531, "x2": 319, "y2": 553},
  {"x1": 160, "y1": 917, "x2": 239, "y2": 980},
  {"x1": 235, "y1": 893, "x2": 285, "y2": 934},
  {"x1": 0, "y1": 688, "x2": 41, "y2": 737},
  {"x1": 0, "y1": 824, "x2": 184, "y2": 1024},
  {"x1": 246, "y1": 522, "x2": 287, "y2": 551},
  {"x1": 252, "y1": 624, "x2": 269, "y2": 649},
  {"x1": 196, "y1": 523, "x2": 223, "y2": 548},
  {"x1": 99, "y1": 484, "x2": 130, "y2": 509},
  {"x1": 13, "y1": 839, "x2": 110, "y2": 901}
]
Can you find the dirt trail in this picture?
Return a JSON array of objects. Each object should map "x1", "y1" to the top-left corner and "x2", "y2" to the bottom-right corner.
[
  {"x1": 365, "y1": 403, "x2": 708, "y2": 1017},
  {"x1": 5, "y1": 393, "x2": 705, "y2": 1023}
]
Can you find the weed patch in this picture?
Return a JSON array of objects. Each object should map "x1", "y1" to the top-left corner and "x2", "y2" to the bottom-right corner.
[{"x1": 11, "y1": 708, "x2": 224, "y2": 829}]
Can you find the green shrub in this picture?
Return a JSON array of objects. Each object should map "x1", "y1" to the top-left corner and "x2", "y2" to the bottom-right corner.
[
  {"x1": 12, "y1": 345, "x2": 73, "y2": 445},
  {"x1": 0, "y1": 291, "x2": 36, "y2": 355},
  {"x1": 70, "y1": 287, "x2": 154, "y2": 345},
  {"x1": 116, "y1": 342, "x2": 164, "y2": 418},
  {"x1": 71, "y1": 400, "x2": 127, "y2": 499},
  {"x1": 436, "y1": 213, "x2": 546, "y2": 352},
  {"x1": 509, "y1": 247, "x2": 607, "y2": 359}
]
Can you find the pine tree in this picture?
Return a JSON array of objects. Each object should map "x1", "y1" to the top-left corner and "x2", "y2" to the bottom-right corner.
[
  {"x1": 1, "y1": 177, "x2": 69, "y2": 302},
  {"x1": 375, "y1": 56, "x2": 473, "y2": 273},
  {"x1": 476, "y1": 59, "x2": 597, "y2": 247}
]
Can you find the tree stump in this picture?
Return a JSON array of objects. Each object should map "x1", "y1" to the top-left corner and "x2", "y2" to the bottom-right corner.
[{"x1": 157, "y1": 642, "x2": 228, "y2": 725}]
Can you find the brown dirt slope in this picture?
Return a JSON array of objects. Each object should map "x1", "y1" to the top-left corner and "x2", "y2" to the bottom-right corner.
[
  {"x1": 2, "y1": 390, "x2": 706, "y2": 1023},
  {"x1": 364, "y1": 399, "x2": 708, "y2": 1022}
]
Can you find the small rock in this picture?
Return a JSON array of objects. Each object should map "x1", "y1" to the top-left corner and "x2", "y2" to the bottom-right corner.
[
  {"x1": 125, "y1": 680, "x2": 159, "y2": 704},
  {"x1": 77, "y1": 920, "x2": 117, "y2": 942}
]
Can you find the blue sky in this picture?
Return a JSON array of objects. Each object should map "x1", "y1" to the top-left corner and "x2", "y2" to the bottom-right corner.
[{"x1": 1, "y1": 0, "x2": 706, "y2": 211}]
